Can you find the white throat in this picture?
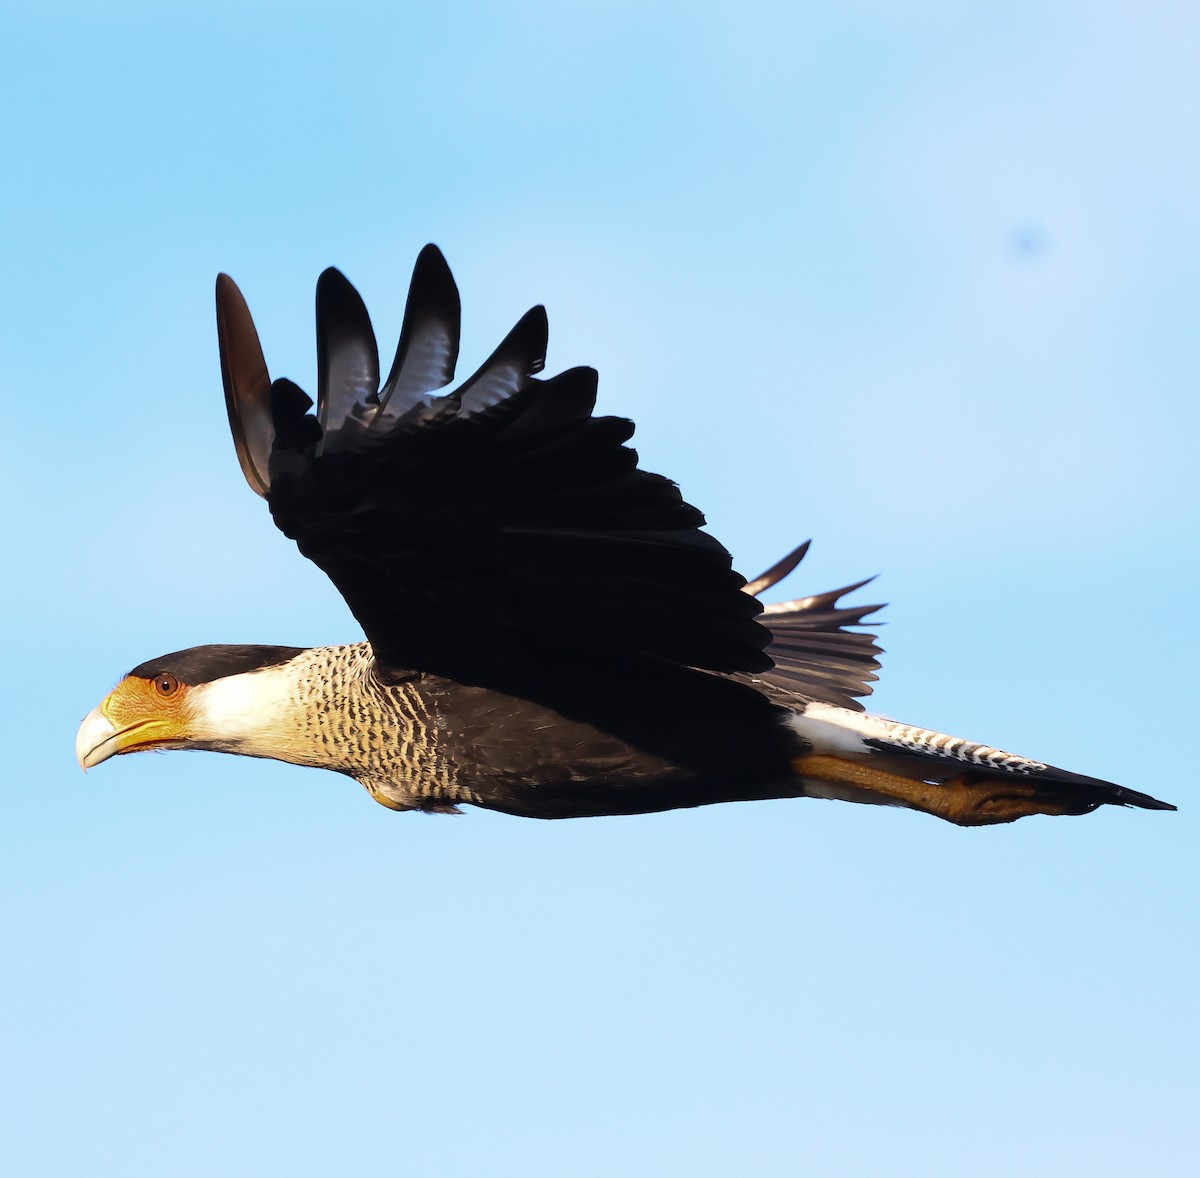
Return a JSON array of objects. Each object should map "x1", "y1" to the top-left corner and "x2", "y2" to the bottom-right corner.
[{"x1": 190, "y1": 663, "x2": 300, "y2": 758}]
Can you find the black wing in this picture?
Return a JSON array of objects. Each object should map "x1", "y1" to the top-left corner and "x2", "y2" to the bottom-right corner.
[{"x1": 216, "y1": 246, "x2": 770, "y2": 681}]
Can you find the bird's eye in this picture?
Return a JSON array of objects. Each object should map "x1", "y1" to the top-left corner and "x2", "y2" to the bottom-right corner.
[{"x1": 154, "y1": 673, "x2": 180, "y2": 697}]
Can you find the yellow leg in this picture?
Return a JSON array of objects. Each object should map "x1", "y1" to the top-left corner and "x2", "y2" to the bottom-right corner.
[{"x1": 792, "y1": 754, "x2": 1075, "y2": 826}]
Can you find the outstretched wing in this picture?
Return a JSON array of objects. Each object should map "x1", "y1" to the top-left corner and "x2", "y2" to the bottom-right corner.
[{"x1": 216, "y1": 246, "x2": 770, "y2": 681}]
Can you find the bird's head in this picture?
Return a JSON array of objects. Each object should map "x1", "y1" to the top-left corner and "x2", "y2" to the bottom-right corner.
[{"x1": 76, "y1": 645, "x2": 306, "y2": 770}]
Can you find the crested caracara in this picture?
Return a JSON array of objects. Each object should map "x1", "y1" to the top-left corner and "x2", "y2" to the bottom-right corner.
[{"x1": 76, "y1": 247, "x2": 1174, "y2": 825}]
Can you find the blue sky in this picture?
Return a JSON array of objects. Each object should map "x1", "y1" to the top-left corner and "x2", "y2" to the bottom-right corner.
[{"x1": 3, "y1": 2, "x2": 1197, "y2": 1174}]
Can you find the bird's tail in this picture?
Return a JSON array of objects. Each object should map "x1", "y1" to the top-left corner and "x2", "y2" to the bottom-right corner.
[{"x1": 784, "y1": 702, "x2": 1175, "y2": 825}]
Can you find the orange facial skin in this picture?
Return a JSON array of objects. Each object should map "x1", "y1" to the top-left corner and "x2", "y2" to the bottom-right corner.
[{"x1": 93, "y1": 673, "x2": 196, "y2": 758}]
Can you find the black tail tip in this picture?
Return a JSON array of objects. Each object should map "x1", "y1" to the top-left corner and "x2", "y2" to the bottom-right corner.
[
  {"x1": 1129, "y1": 796, "x2": 1177, "y2": 812},
  {"x1": 1111, "y1": 786, "x2": 1176, "y2": 812}
]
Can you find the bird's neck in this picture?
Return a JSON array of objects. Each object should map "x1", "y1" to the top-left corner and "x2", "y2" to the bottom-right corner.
[{"x1": 187, "y1": 644, "x2": 376, "y2": 770}]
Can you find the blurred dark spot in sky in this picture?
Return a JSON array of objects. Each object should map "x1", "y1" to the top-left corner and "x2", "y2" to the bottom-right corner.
[{"x1": 1011, "y1": 221, "x2": 1051, "y2": 259}]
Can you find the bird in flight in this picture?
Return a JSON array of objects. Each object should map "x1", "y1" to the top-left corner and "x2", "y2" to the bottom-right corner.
[{"x1": 76, "y1": 247, "x2": 1174, "y2": 825}]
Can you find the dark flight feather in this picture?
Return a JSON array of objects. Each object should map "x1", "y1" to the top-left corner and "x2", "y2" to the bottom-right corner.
[
  {"x1": 377, "y1": 243, "x2": 462, "y2": 423},
  {"x1": 216, "y1": 273, "x2": 275, "y2": 497},
  {"x1": 315, "y1": 268, "x2": 381, "y2": 454},
  {"x1": 743, "y1": 540, "x2": 812, "y2": 597},
  {"x1": 455, "y1": 305, "x2": 548, "y2": 414}
]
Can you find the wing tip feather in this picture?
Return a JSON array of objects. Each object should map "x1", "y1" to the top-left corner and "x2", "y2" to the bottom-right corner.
[{"x1": 215, "y1": 271, "x2": 273, "y2": 498}]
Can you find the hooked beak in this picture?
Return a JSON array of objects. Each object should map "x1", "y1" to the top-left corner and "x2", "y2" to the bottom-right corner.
[
  {"x1": 75, "y1": 705, "x2": 177, "y2": 771},
  {"x1": 76, "y1": 705, "x2": 120, "y2": 770}
]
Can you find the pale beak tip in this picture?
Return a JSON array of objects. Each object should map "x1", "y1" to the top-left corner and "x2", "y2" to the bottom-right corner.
[{"x1": 76, "y1": 706, "x2": 118, "y2": 771}]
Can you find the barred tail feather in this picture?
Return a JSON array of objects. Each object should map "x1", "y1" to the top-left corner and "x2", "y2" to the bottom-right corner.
[{"x1": 786, "y1": 702, "x2": 1175, "y2": 816}]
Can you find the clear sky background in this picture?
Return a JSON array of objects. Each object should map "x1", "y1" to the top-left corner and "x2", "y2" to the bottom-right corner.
[{"x1": 3, "y1": 2, "x2": 1197, "y2": 1174}]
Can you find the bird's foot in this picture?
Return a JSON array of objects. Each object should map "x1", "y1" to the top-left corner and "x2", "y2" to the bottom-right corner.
[
  {"x1": 793, "y1": 754, "x2": 1074, "y2": 826},
  {"x1": 927, "y1": 775, "x2": 1078, "y2": 826}
]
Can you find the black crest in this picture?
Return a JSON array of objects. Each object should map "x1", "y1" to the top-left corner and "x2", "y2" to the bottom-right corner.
[{"x1": 130, "y1": 645, "x2": 305, "y2": 686}]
